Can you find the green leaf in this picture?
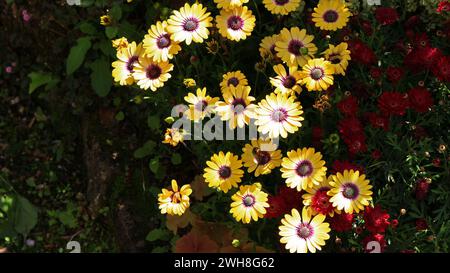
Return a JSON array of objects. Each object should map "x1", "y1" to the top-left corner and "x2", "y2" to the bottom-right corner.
[
  {"x1": 105, "y1": 26, "x2": 118, "y2": 39},
  {"x1": 149, "y1": 158, "x2": 160, "y2": 174},
  {"x1": 151, "y1": 246, "x2": 169, "y2": 253},
  {"x1": 66, "y1": 37, "x2": 92, "y2": 75},
  {"x1": 133, "y1": 140, "x2": 156, "y2": 159},
  {"x1": 146, "y1": 228, "x2": 169, "y2": 242},
  {"x1": 171, "y1": 153, "x2": 182, "y2": 165},
  {"x1": 115, "y1": 111, "x2": 125, "y2": 121},
  {"x1": 90, "y1": 58, "x2": 112, "y2": 97},
  {"x1": 78, "y1": 22, "x2": 96, "y2": 35},
  {"x1": 28, "y1": 72, "x2": 57, "y2": 94},
  {"x1": 109, "y1": 5, "x2": 122, "y2": 20},
  {"x1": 147, "y1": 115, "x2": 160, "y2": 131},
  {"x1": 12, "y1": 195, "x2": 38, "y2": 236}
]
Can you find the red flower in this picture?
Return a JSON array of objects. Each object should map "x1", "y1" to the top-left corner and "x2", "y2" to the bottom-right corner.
[
  {"x1": 405, "y1": 47, "x2": 443, "y2": 73},
  {"x1": 386, "y1": 66, "x2": 404, "y2": 84},
  {"x1": 432, "y1": 55, "x2": 450, "y2": 82},
  {"x1": 371, "y1": 149, "x2": 382, "y2": 160},
  {"x1": 359, "y1": 19, "x2": 373, "y2": 36},
  {"x1": 370, "y1": 67, "x2": 383, "y2": 79},
  {"x1": 331, "y1": 160, "x2": 364, "y2": 174},
  {"x1": 265, "y1": 195, "x2": 288, "y2": 219},
  {"x1": 391, "y1": 219, "x2": 399, "y2": 229},
  {"x1": 404, "y1": 15, "x2": 421, "y2": 29},
  {"x1": 337, "y1": 95, "x2": 358, "y2": 117},
  {"x1": 433, "y1": 158, "x2": 441, "y2": 167},
  {"x1": 338, "y1": 117, "x2": 364, "y2": 140},
  {"x1": 416, "y1": 218, "x2": 428, "y2": 231},
  {"x1": 348, "y1": 40, "x2": 377, "y2": 66},
  {"x1": 311, "y1": 189, "x2": 334, "y2": 216},
  {"x1": 415, "y1": 179, "x2": 429, "y2": 201},
  {"x1": 312, "y1": 126, "x2": 323, "y2": 149},
  {"x1": 367, "y1": 112, "x2": 390, "y2": 131},
  {"x1": 344, "y1": 134, "x2": 367, "y2": 155},
  {"x1": 411, "y1": 33, "x2": 430, "y2": 49},
  {"x1": 364, "y1": 205, "x2": 391, "y2": 233},
  {"x1": 412, "y1": 125, "x2": 428, "y2": 140},
  {"x1": 375, "y1": 7, "x2": 399, "y2": 25},
  {"x1": 329, "y1": 213, "x2": 354, "y2": 232},
  {"x1": 437, "y1": 1, "x2": 450, "y2": 13},
  {"x1": 363, "y1": 233, "x2": 387, "y2": 253},
  {"x1": 378, "y1": 92, "x2": 409, "y2": 116},
  {"x1": 408, "y1": 87, "x2": 434, "y2": 113}
]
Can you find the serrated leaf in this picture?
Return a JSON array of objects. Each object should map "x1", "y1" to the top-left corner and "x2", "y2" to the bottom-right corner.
[
  {"x1": 90, "y1": 58, "x2": 112, "y2": 97},
  {"x1": 66, "y1": 37, "x2": 91, "y2": 75}
]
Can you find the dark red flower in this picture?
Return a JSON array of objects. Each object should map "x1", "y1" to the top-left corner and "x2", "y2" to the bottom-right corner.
[
  {"x1": 337, "y1": 95, "x2": 358, "y2": 117},
  {"x1": 432, "y1": 158, "x2": 441, "y2": 167},
  {"x1": 364, "y1": 205, "x2": 391, "y2": 233},
  {"x1": 411, "y1": 33, "x2": 430, "y2": 49},
  {"x1": 415, "y1": 179, "x2": 429, "y2": 201},
  {"x1": 331, "y1": 160, "x2": 364, "y2": 174},
  {"x1": 278, "y1": 186, "x2": 303, "y2": 210},
  {"x1": 265, "y1": 195, "x2": 288, "y2": 219},
  {"x1": 404, "y1": 15, "x2": 421, "y2": 29},
  {"x1": 371, "y1": 149, "x2": 382, "y2": 160},
  {"x1": 311, "y1": 189, "x2": 334, "y2": 216},
  {"x1": 312, "y1": 126, "x2": 323, "y2": 149},
  {"x1": 412, "y1": 125, "x2": 428, "y2": 140},
  {"x1": 348, "y1": 40, "x2": 377, "y2": 66},
  {"x1": 344, "y1": 133, "x2": 368, "y2": 155},
  {"x1": 408, "y1": 87, "x2": 434, "y2": 113},
  {"x1": 432, "y1": 55, "x2": 450, "y2": 82},
  {"x1": 359, "y1": 19, "x2": 373, "y2": 36},
  {"x1": 375, "y1": 7, "x2": 399, "y2": 25},
  {"x1": 363, "y1": 233, "x2": 387, "y2": 253},
  {"x1": 416, "y1": 218, "x2": 428, "y2": 231},
  {"x1": 437, "y1": 1, "x2": 450, "y2": 13},
  {"x1": 367, "y1": 112, "x2": 390, "y2": 131},
  {"x1": 391, "y1": 219, "x2": 399, "y2": 228},
  {"x1": 330, "y1": 213, "x2": 354, "y2": 232},
  {"x1": 386, "y1": 67, "x2": 404, "y2": 84},
  {"x1": 370, "y1": 67, "x2": 383, "y2": 79},
  {"x1": 338, "y1": 117, "x2": 364, "y2": 140},
  {"x1": 405, "y1": 47, "x2": 443, "y2": 73},
  {"x1": 378, "y1": 92, "x2": 409, "y2": 116}
]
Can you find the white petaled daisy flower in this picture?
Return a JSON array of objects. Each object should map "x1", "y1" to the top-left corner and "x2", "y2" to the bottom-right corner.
[
  {"x1": 166, "y1": 3, "x2": 213, "y2": 45},
  {"x1": 133, "y1": 55, "x2": 173, "y2": 91},
  {"x1": 215, "y1": 85, "x2": 256, "y2": 129},
  {"x1": 254, "y1": 92, "x2": 304, "y2": 139},
  {"x1": 111, "y1": 42, "x2": 144, "y2": 86},
  {"x1": 230, "y1": 183, "x2": 270, "y2": 224},
  {"x1": 280, "y1": 147, "x2": 327, "y2": 191},
  {"x1": 279, "y1": 207, "x2": 331, "y2": 253},
  {"x1": 143, "y1": 21, "x2": 182, "y2": 62},
  {"x1": 270, "y1": 64, "x2": 303, "y2": 96},
  {"x1": 216, "y1": 6, "x2": 256, "y2": 41}
]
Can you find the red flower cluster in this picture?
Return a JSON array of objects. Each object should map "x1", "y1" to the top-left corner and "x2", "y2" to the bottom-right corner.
[
  {"x1": 265, "y1": 186, "x2": 303, "y2": 219},
  {"x1": 331, "y1": 160, "x2": 364, "y2": 174},
  {"x1": 311, "y1": 189, "x2": 334, "y2": 215},
  {"x1": 378, "y1": 91, "x2": 409, "y2": 116},
  {"x1": 437, "y1": 1, "x2": 450, "y2": 13},
  {"x1": 363, "y1": 233, "x2": 387, "y2": 252},
  {"x1": 375, "y1": 7, "x2": 399, "y2": 25},
  {"x1": 386, "y1": 66, "x2": 404, "y2": 84},
  {"x1": 329, "y1": 213, "x2": 354, "y2": 232},
  {"x1": 348, "y1": 39, "x2": 377, "y2": 66},
  {"x1": 337, "y1": 95, "x2": 358, "y2": 117},
  {"x1": 432, "y1": 56, "x2": 450, "y2": 82},
  {"x1": 415, "y1": 179, "x2": 430, "y2": 201},
  {"x1": 364, "y1": 205, "x2": 391, "y2": 233},
  {"x1": 408, "y1": 87, "x2": 434, "y2": 113}
]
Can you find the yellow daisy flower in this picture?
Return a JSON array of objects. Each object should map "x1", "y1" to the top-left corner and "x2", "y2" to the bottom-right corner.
[
  {"x1": 270, "y1": 64, "x2": 303, "y2": 96},
  {"x1": 112, "y1": 37, "x2": 128, "y2": 50},
  {"x1": 263, "y1": 0, "x2": 301, "y2": 15},
  {"x1": 279, "y1": 207, "x2": 331, "y2": 253},
  {"x1": 167, "y1": 3, "x2": 213, "y2": 45},
  {"x1": 143, "y1": 21, "x2": 182, "y2": 62},
  {"x1": 203, "y1": 151, "x2": 244, "y2": 193},
  {"x1": 299, "y1": 58, "x2": 334, "y2": 91},
  {"x1": 215, "y1": 85, "x2": 256, "y2": 129},
  {"x1": 328, "y1": 170, "x2": 373, "y2": 214},
  {"x1": 216, "y1": 6, "x2": 256, "y2": 42},
  {"x1": 162, "y1": 128, "x2": 185, "y2": 147},
  {"x1": 241, "y1": 139, "x2": 282, "y2": 177},
  {"x1": 254, "y1": 93, "x2": 304, "y2": 139},
  {"x1": 112, "y1": 41, "x2": 144, "y2": 86},
  {"x1": 184, "y1": 87, "x2": 220, "y2": 122},
  {"x1": 302, "y1": 177, "x2": 337, "y2": 217},
  {"x1": 280, "y1": 147, "x2": 327, "y2": 191},
  {"x1": 322, "y1": 42, "x2": 351, "y2": 76},
  {"x1": 100, "y1": 15, "x2": 111, "y2": 26},
  {"x1": 158, "y1": 179, "x2": 192, "y2": 216},
  {"x1": 275, "y1": 27, "x2": 317, "y2": 67},
  {"x1": 133, "y1": 55, "x2": 173, "y2": 91},
  {"x1": 259, "y1": 34, "x2": 280, "y2": 59},
  {"x1": 220, "y1": 71, "x2": 248, "y2": 94},
  {"x1": 230, "y1": 183, "x2": 270, "y2": 224},
  {"x1": 214, "y1": 0, "x2": 249, "y2": 10},
  {"x1": 312, "y1": 0, "x2": 351, "y2": 31}
]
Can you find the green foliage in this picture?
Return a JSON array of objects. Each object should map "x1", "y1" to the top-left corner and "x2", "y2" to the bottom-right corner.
[{"x1": 66, "y1": 37, "x2": 92, "y2": 75}]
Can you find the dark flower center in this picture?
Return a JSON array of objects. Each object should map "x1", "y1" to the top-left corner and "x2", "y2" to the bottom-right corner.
[
  {"x1": 253, "y1": 148, "x2": 271, "y2": 165},
  {"x1": 310, "y1": 67, "x2": 324, "y2": 80},
  {"x1": 227, "y1": 16, "x2": 243, "y2": 31},
  {"x1": 227, "y1": 77, "x2": 239, "y2": 87},
  {"x1": 297, "y1": 223, "x2": 313, "y2": 239},
  {"x1": 328, "y1": 54, "x2": 341, "y2": 64},
  {"x1": 323, "y1": 10, "x2": 339, "y2": 23},
  {"x1": 146, "y1": 64, "x2": 162, "y2": 79},
  {"x1": 242, "y1": 195, "x2": 256, "y2": 207},
  {"x1": 269, "y1": 44, "x2": 277, "y2": 55},
  {"x1": 288, "y1": 40, "x2": 304, "y2": 56},
  {"x1": 171, "y1": 192, "x2": 181, "y2": 204},
  {"x1": 271, "y1": 108, "x2": 288, "y2": 122},
  {"x1": 295, "y1": 160, "x2": 313, "y2": 177},
  {"x1": 157, "y1": 34, "x2": 171, "y2": 49},
  {"x1": 183, "y1": 18, "x2": 199, "y2": 32},
  {"x1": 126, "y1": 56, "x2": 139, "y2": 72},
  {"x1": 218, "y1": 166, "x2": 232, "y2": 179},
  {"x1": 194, "y1": 100, "x2": 209, "y2": 112},
  {"x1": 275, "y1": 0, "x2": 290, "y2": 5},
  {"x1": 283, "y1": 75, "x2": 297, "y2": 89},
  {"x1": 342, "y1": 183, "x2": 360, "y2": 199},
  {"x1": 232, "y1": 98, "x2": 247, "y2": 114}
]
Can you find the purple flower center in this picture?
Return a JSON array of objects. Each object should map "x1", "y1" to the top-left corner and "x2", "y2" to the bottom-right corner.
[
  {"x1": 295, "y1": 160, "x2": 313, "y2": 177},
  {"x1": 183, "y1": 18, "x2": 199, "y2": 32},
  {"x1": 218, "y1": 166, "x2": 232, "y2": 179},
  {"x1": 157, "y1": 34, "x2": 171, "y2": 49},
  {"x1": 126, "y1": 56, "x2": 139, "y2": 72},
  {"x1": 146, "y1": 64, "x2": 162, "y2": 79},
  {"x1": 288, "y1": 40, "x2": 304, "y2": 56},
  {"x1": 194, "y1": 100, "x2": 209, "y2": 112},
  {"x1": 232, "y1": 98, "x2": 247, "y2": 114},
  {"x1": 297, "y1": 223, "x2": 314, "y2": 239},
  {"x1": 271, "y1": 108, "x2": 288, "y2": 122},
  {"x1": 275, "y1": 0, "x2": 290, "y2": 5},
  {"x1": 242, "y1": 194, "x2": 256, "y2": 207},
  {"x1": 227, "y1": 16, "x2": 243, "y2": 31},
  {"x1": 342, "y1": 183, "x2": 360, "y2": 200},
  {"x1": 323, "y1": 10, "x2": 339, "y2": 23},
  {"x1": 254, "y1": 149, "x2": 271, "y2": 165},
  {"x1": 283, "y1": 75, "x2": 297, "y2": 89},
  {"x1": 310, "y1": 67, "x2": 324, "y2": 80},
  {"x1": 227, "y1": 77, "x2": 240, "y2": 87}
]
